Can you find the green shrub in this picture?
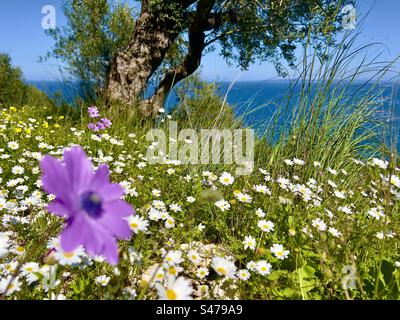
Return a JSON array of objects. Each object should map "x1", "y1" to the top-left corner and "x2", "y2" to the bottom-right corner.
[{"x1": 0, "y1": 53, "x2": 53, "y2": 108}]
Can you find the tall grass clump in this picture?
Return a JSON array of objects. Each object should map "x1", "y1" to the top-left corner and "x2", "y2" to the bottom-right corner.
[{"x1": 250, "y1": 31, "x2": 399, "y2": 184}]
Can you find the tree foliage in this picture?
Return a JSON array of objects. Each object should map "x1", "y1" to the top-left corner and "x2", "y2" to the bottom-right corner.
[
  {"x1": 46, "y1": 0, "x2": 355, "y2": 110},
  {"x1": 0, "y1": 54, "x2": 52, "y2": 107},
  {"x1": 140, "y1": 0, "x2": 354, "y2": 74},
  {"x1": 43, "y1": 0, "x2": 136, "y2": 101}
]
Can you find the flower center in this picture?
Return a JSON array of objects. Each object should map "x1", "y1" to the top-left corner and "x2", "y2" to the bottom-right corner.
[
  {"x1": 166, "y1": 289, "x2": 177, "y2": 300},
  {"x1": 216, "y1": 267, "x2": 227, "y2": 275},
  {"x1": 63, "y1": 252, "x2": 74, "y2": 258},
  {"x1": 168, "y1": 268, "x2": 177, "y2": 275},
  {"x1": 80, "y1": 191, "x2": 103, "y2": 218}
]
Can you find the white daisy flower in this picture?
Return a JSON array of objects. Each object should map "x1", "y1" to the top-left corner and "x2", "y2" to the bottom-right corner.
[
  {"x1": 219, "y1": 172, "x2": 235, "y2": 186},
  {"x1": 243, "y1": 236, "x2": 256, "y2": 251},
  {"x1": 211, "y1": 257, "x2": 237, "y2": 278},
  {"x1": 95, "y1": 275, "x2": 110, "y2": 286},
  {"x1": 256, "y1": 261, "x2": 272, "y2": 276},
  {"x1": 196, "y1": 267, "x2": 209, "y2": 279},
  {"x1": 237, "y1": 269, "x2": 250, "y2": 281},
  {"x1": 258, "y1": 220, "x2": 274, "y2": 233},
  {"x1": 0, "y1": 275, "x2": 21, "y2": 296},
  {"x1": 127, "y1": 215, "x2": 149, "y2": 234},
  {"x1": 215, "y1": 199, "x2": 231, "y2": 212},
  {"x1": 270, "y1": 244, "x2": 290, "y2": 260},
  {"x1": 156, "y1": 276, "x2": 193, "y2": 300},
  {"x1": 311, "y1": 218, "x2": 327, "y2": 232},
  {"x1": 54, "y1": 246, "x2": 85, "y2": 266}
]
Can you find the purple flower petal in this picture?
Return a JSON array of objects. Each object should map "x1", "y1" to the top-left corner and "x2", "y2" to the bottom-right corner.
[
  {"x1": 97, "y1": 184, "x2": 125, "y2": 202},
  {"x1": 101, "y1": 238, "x2": 119, "y2": 265},
  {"x1": 47, "y1": 200, "x2": 71, "y2": 218},
  {"x1": 41, "y1": 145, "x2": 134, "y2": 265},
  {"x1": 60, "y1": 216, "x2": 87, "y2": 252},
  {"x1": 40, "y1": 155, "x2": 71, "y2": 201},
  {"x1": 88, "y1": 106, "x2": 100, "y2": 118},
  {"x1": 89, "y1": 165, "x2": 110, "y2": 190},
  {"x1": 63, "y1": 146, "x2": 94, "y2": 193},
  {"x1": 98, "y1": 213, "x2": 132, "y2": 240},
  {"x1": 102, "y1": 199, "x2": 134, "y2": 218}
]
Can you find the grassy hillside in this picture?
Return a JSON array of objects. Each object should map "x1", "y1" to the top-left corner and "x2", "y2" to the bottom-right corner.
[
  {"x1": 0, "y1": 88, "x2": 399, "y2": 299},
  {"x1": 0, "y1": 36, "x2": 399, "y2": 300}
]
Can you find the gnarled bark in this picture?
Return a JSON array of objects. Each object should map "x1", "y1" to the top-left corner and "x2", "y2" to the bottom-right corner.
[
  {"x1": 140, "y1": 0, "x2": 215, "y2": 116},
  {"x1": 107, "y1": 8, "x2": 181, "y2": 106},
  {"x1": 107, "y1": 0, "x2": 217, "y2": 117}
]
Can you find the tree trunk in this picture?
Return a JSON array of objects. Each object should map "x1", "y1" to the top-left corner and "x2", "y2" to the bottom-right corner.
[
  {"x1": 107, "y1": 0, "x2": 216, "y2": 117},
  {"x1": 107, "y1": 10, "x2": 180, "y2": 108},
  {"x1": 139, "y1": 24, "x2": 206, "y2": 116},
  {"x1": 140, "y1": 0, "x2": 215, "y2": 116}
]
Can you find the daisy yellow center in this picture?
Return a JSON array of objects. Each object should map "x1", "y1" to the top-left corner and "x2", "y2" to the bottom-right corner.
[
  {"x1": 26, "y1": 267, "x2": 33, "y2": 272},
  {"x1": 130, "y1": 223, "x2": 138, "y2": 229},
  {"x1": 261, "y1": 266, "x2": 267, "y2": 271},
  {"x1": 16, "y1": 246, "x2": 24, "y2": 252},
  {"x1": 168, "y1": 268, "x2": 177, "y2": 275},
  {"x1": 63, "y1": 252, "x2": 74, "y2": 258},
  {"x1": 276, "y1": 251, "x2": 284, "y2": 257},
  {"x1": 216, "y1": 267, "x2": 227, "y2": 275},
  {"x1": 223, "y1": 178, "x2": 230, "y2": 182},
  {"x1": 166, "y1": 289, "x2": 177, "y2": 300}
]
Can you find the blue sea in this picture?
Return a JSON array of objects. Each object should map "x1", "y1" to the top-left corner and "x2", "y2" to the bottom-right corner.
[{"x1": 27, "y1": 80, "x2": 400, "y2": 148}]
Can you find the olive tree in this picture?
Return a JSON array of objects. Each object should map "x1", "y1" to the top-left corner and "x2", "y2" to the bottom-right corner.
[{"x1": 108, "y1": 0, "x2": 354, "y2": 115}]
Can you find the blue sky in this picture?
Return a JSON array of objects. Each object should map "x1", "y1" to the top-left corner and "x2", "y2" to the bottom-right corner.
[{"x1": 0, "y1": 0, "x2": 399, "y2": 81}]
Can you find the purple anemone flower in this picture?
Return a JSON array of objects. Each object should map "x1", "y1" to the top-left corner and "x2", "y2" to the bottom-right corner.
[
  {"x1": 87, "y1": 123, "x2": 99, "y2": 132},
  {"x1": 96, "y1": 121, "x2": 107, "y2": 131},
  {"x1": 88, "y1": 106, "x2": 100, "y2": 118},
  {"x1": 100, "y1": 117, "x2": 112, "y2": 129},
  {"x1": 40, "y1": 146, "x2": 134, "y2": 265}
]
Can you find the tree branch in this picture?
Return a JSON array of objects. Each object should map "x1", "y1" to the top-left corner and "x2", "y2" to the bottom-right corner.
[
  {"x1": 140, "y1": 0, "x2": 216, "y2": 115},
  {"x1": 141, "y1": 0, "x2": 149, "y2": 13},
  {"x1": 204, "y1": 23, "x2": 271, "y2": 46},
  {"x1": 182, "y1": 10, "x2": 239, "y2": 31},
  {"x1": 180, "y1": 0, "x2": 198, "y2": 9}
]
